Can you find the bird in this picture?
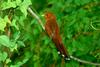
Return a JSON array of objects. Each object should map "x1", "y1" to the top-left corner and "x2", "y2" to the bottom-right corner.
[{"x1": 44, "y1": 12, "x2": 70, "y2": 60}]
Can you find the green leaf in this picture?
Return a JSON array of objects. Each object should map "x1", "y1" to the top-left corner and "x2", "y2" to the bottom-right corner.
[
  {"x1": 19, "y1": 0, "x2": 32, "y2": 17},
  {"x1": 0, "y1": 52, "x2": 8, "y2": 62},
  {"x1": 1, "y1": 1, "x2": 17, "y2": 10},
  {"x1": 0, "y1": 35, "x2": 11, "y2": 47},
  {"x1": 0, "y1": 18, "x2": 7, "y2": 31},
  {"x1": 10, "y1": 51, "x2": 31, "y2": 67},
  {"x1": 10, "y1": 58, "x2": 28, "y2": 67},
  {"x1": 11, "y1": 19, "x2": 19, "y2": 30},
  {"x1": 10, "y1": 41, "x2": 17, "y2": 52},
  {"x1": 16, "y1": 0, "x2": 22, "y2": 6},
  {"x1": 0, "y1": 35, "x2": 18, "y2": 52},
  {"x1": 17, "y1": 41, "x2": 25, "y2": 47},
  {"x1": 6, "y1": 58, "x2": 11, "y2": 64},
  {"x1": 0, "y1": 16, "x2": 10, "y2": 31}
]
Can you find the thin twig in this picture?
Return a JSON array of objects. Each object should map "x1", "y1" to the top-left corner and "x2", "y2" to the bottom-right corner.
[
  {"x1": 70, "y1": 55, "x2": 100, "y2": 66},
  {"x1": 27, "y1": 7, "x2": 45, "y2": 30},
  {"x1": 27, "y1": 7, "x2": 100, "y2": 66}
]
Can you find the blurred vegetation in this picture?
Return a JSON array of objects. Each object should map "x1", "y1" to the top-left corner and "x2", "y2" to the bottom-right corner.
[{"x1": 0, "y1": 0, "x2": 100, "y2": 67}]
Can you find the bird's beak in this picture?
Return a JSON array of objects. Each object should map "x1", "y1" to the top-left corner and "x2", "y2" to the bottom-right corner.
[{"x1": 41, "y1": 14, "x2": 44, "y2": 17}]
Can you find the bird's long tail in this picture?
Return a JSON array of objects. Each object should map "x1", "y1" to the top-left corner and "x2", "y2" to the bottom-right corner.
[
  {"x1": 52, "y1": 35, "x2": 70, "y2": 60},
  {"x1": 59, "y1": 43, "x2": 70, "y2": 60}
]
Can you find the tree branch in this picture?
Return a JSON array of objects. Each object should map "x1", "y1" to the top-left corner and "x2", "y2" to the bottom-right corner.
[
  {"x1": 27, "y1": 7, "x2": 45, "y2": 30},
  {"x1": 70, "y1": 55, "x2": 100, "y2": 66}
]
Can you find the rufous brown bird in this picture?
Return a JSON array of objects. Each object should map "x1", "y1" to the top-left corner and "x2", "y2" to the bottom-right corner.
[{"x1": 44, "y1": 12, "x2": 70, "y2": 60}]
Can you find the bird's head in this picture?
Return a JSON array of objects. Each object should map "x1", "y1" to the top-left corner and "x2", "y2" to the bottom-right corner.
[{"x1": 44, "y1": 12, "x2": 56, "y2": 21}]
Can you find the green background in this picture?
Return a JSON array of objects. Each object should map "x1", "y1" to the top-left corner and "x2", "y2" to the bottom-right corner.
[{"x1": 0, "y1": 0, "x2": 100, "y2": 67}]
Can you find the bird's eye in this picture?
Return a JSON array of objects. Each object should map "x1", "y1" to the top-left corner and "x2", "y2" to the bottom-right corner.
[
  {"x1": 46, "y1": 14, "x2": 50, "y2": 18},
  {"x1": 47, "y1": 14, "x2": 49, "y2": 17}
]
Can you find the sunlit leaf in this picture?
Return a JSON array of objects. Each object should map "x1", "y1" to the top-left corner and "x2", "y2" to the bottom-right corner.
[
  {"x1": 0, "y1": 35, "x2": 11, "y2": 47},
  {"x1": 11, "y1": 19, "x2": 19, "y2": 30},
  {"x1": 0, "y1": 16, "x2": 10, "y2": 31},
  {"x1": 19, "y1": 0, "x2": 32, "y2": 17},
  {"x1": 0, "y1": 52, "x2": 8, "y2": 62},
  {"x1": 1, "y1": 1, "x2": 16, "y2": 10}
]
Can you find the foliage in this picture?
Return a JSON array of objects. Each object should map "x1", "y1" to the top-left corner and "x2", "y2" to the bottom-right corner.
[{"x1": 0, "y1": 0, "x2": 100, "y2": 67}]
